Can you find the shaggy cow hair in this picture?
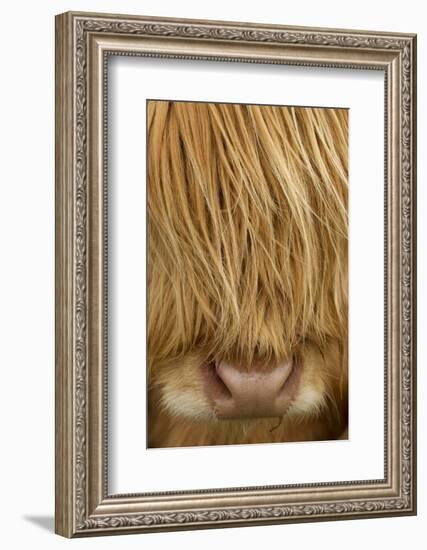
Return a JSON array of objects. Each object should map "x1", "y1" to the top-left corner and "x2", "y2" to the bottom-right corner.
[{"x1": 147, "y1": 100, "x2": 348, "y2": 447}]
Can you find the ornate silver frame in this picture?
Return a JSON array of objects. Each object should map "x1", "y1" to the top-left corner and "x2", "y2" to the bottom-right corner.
[{"x1": 55, "y1": 11, "x2": 417, "y2": 537}]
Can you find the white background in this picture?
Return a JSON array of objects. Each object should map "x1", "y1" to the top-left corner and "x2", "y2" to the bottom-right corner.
[
  {"x1": 0, "y1": 1, "x2": 424, "y2": 548},
  {"x1": 109, "y1": 59, "x2": 384, "y2": 493}
]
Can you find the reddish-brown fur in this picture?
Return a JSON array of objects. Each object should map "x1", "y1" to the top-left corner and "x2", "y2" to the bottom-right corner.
[{"x1": 147, "y1": 100, "x2": 348, "y2": 447}]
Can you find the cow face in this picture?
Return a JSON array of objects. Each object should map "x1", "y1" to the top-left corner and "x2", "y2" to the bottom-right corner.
[{"x1": 147, "y1": 100, "x2": 348, "y2": 447}]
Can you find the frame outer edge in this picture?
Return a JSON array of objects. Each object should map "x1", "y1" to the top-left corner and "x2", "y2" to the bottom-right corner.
[
  {"x1": 55, "y1": 12, "x2": 75, "y2": 538},
  {"x1": 409, "y1": 34, "x2": 417, "y2": 514},
  {"x1": 61, "y1": 10, "x2": 416, "y2": 40},
  {"x1": 54, "y1": 10, "x2": 417, "y2": 537}
]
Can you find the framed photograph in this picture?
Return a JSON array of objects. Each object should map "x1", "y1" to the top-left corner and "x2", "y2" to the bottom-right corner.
[{"x1": 55, "y1": 11, "x2": 417, "y2": 537}]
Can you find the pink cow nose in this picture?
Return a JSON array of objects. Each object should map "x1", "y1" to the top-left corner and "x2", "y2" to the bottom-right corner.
[{"x1": 204, "y1": 359, "x2": 300, "y2": 419}]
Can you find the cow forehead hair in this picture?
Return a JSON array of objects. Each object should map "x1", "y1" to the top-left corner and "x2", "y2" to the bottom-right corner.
[{"x1": 148, "y1": 100, "x2": 348, "y2": 365}]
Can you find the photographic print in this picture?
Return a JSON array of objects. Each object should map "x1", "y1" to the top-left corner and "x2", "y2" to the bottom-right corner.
[{"x1": 147, "y1": 100, "x2": 348, "y2": 448}]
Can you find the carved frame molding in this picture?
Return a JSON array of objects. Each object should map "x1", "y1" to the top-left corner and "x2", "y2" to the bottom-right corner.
[{"x1": 55, "y1": 11, "x2": 416, "y2": 537}]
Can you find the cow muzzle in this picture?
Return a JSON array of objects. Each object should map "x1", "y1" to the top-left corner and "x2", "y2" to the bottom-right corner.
[{"x1": 204, "y1": 359, "x2": 301, "y2": 419}]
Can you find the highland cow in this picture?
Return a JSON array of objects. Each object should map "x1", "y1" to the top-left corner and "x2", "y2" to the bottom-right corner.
[{"x1": 147, "y1": 100, "x2": 348, "y2": 447}]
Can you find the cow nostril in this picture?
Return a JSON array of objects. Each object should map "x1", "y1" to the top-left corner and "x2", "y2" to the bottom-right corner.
[{"x1": 205, "y1": 361, "x2": 233, "y2": 401}]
